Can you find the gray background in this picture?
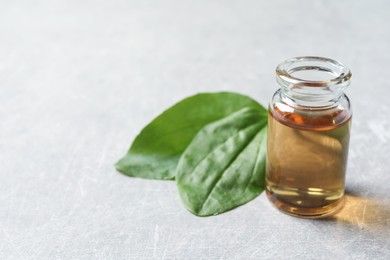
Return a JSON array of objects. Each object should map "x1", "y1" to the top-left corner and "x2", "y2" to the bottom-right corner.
[{"x1": 1, "y1": 0, "x2": 389, "y2": 259}]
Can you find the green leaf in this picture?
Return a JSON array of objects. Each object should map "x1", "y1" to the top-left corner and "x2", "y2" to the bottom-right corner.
[
  {"x1": 115, "y1": 92, "x2": 265, "y2": 180},
  {"x1": 176, "y1": 107, "x2": 268, "y2": 216}
]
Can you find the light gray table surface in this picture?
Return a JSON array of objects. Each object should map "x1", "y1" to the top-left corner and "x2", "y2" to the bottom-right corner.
[{"x1": 1, "y1": 0, "x2": 390, "y2": 259}]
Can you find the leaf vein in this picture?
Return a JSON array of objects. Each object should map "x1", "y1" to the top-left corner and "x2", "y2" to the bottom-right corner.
[{"x1": 198, "y1": 123, "x2": 262, "y2": 214}]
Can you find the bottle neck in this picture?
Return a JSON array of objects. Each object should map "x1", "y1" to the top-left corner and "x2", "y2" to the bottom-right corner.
[
  {"x1": 276, "y1": 56, "x2": 351, "y2": 108},
  {"x1": 280, "y1": 87, "x2": 343, "y2": 108}
]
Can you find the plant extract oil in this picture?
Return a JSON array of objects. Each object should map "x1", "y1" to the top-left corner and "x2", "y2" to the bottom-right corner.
[{"x1": 266, "y1": 104, "x2": 351, "y2": 218}]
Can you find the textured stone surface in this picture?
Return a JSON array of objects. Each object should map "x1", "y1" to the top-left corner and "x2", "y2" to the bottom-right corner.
[{"x1": 1, "y1": 0, "x2": 390, "y2": 259}]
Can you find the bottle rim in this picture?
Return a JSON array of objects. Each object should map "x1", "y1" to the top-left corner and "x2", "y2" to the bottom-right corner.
[{"x1": 276, "y1": 56, "x2": 352, "y2": 88}]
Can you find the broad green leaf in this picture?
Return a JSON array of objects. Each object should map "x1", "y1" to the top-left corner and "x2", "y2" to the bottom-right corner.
[
  {"x1": 115, "y1": 92, "x2": 266, "y2": 180},
  {"x1": 176, "y1": 107, "x2": 268, "y2": 216}
]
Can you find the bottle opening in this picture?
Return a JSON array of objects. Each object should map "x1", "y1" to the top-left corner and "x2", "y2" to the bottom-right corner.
[
  {"x1": 290, "y1": 66, "x2": 340, "y2": 82},
  {"x1": 276, "y1": 56, "x2": 352, "y2": 105}
]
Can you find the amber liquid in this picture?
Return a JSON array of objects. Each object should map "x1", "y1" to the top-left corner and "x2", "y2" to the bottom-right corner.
[{"x1": 266, "y1": 106, "x2": 351, "y2": 218}]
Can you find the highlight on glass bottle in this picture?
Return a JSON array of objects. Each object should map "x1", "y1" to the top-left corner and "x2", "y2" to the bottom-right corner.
[{"x1": 266, "y1": 56, "x2": 352, "y2": 218}]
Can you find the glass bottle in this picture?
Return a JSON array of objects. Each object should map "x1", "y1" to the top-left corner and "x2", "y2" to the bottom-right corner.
[{"x1": 265, "y1": 56, "x2": 352, "y2": 218}]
